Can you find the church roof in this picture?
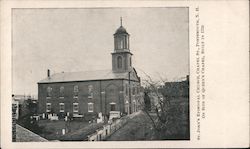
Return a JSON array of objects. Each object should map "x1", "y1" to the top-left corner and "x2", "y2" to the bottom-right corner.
[
  {"x1": 114, "y1": 26, "x2": 128, "y2": 35},
  {"x1": 38, "y1": 69, "x2": 138, "y2": 83}
]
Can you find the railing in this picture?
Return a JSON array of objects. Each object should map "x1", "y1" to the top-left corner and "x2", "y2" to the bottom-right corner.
[{"x1": 87, "y1": 116, "x2": 129, "y2": 141}]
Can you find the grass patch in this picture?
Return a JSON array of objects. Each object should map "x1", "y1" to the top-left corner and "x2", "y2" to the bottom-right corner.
[{"x1": 37, "y1": 119, "x2": 92, "y2": 140}]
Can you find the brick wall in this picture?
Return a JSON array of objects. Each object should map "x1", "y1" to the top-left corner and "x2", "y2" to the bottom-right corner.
[{"x1": 38, "y1": 79, "x2": 141, "y2": 117}]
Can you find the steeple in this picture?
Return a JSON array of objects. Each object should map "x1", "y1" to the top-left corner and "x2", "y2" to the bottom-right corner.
[{"x1": 112, "y1": 18, "x2": 133, "y2": 73}]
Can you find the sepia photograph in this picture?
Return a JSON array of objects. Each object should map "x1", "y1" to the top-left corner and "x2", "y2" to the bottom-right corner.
[
  {"x1": 0, "y1": 0, "x2": 248, "y2": 148},
  {"x1": 11, "y1": 7, "x2": 190, "y2": 142}
]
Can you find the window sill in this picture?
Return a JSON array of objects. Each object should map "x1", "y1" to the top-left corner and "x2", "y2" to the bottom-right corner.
[
  {"x1": 59, "y1": 97, "x2": 64, "y2": 99},
  {"x1": 46, "y1": 97, "x2": 51, "y2": 99},
  {"x1": 73, "y1": 114, "x2": 83, "y2": 118}
]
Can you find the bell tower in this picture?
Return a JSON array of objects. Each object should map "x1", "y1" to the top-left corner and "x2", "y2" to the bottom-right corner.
[{"x1": 112, "y1": 18, "x2": 133, "y2": 73}]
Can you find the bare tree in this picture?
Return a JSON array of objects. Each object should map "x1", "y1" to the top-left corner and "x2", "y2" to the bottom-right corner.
[{"x1": 140, "y1": 70, "x2": 189, "y2": 139}]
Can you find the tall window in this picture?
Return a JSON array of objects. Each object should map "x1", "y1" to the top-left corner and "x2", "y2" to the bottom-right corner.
[
  {"x1": 73, "y1": 103, "x2": 79, "y2": 113},
  {"x1": 73, "y1": 85, "x2": 78, "y2": 97},
  {"x1": 132, "y1": 86, "x2": 135, "y2": 95},
  {"x1": 116, "y1": 38, "x2": 120, "y2": 49},
  {"x1": 120, "y1": 40, "x2": 123, "y2": 49},
  {"x1": 133, "y1": 100, "x2": 136, "y2": 112},
  {"x1": 125, "y1": 84, "x2": 128, "y2": 95},
  {"x1": 125, "y1": 101, "x2": 129, "y2": 113},
  {"x1": 59, "y1": 86, "x2": 64, "y2": 97},
  {"x1": 46, "y1": 103, "x2": 51, "y2": 112},
  {"x1": 110, "y1": 88, "x2": 115, "y2": 95},
  {"x1": 59, "y1": 103, "x2": 64, "y2": 112},
  {"x1": 124, "y1": 36, "x2": 127, "y2": 49},
  {"x1": 117, "y1": 56, "x2": 122, "y2": 69},
  {"x1": 88, "y1": 103, "x2": 94, "y2": 112},
  {"x1": 47, "y1": 86, "x2": 52, "y2": 97},
  {"x1": 88, "y1": 85, "x2": 93, "y2": 98}
]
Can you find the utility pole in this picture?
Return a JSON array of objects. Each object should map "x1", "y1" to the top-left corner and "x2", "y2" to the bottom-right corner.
[{"x1": 128, "y1": 71, "x2": 131, "y2": 114}]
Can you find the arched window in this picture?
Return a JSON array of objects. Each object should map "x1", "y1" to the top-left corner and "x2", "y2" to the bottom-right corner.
[
  {"x1": 130, "y1": 57, "x2": 132, "y2": 66},
  {"x1": 88, "y1": 85, "x2": 93, "y2": 93},
  {"x1": 120, "y1": 40, "x2": 123, "y2": 49},
  {"x1": 47, "y1": 86, "x2": 52, "y2": 97},
  {"x1": 125, "y1": 101, "x2": 129, "y2": 113},
  {"x1": 125, "y1": 84, "x2": 128, "y2": 95},
  {"x1": 132, "y1": 87, "x2": 135, "y2": 95},
  {"x1": 117, "y1": 56, "x2": 122, "y2": 69},
  {"x1": 46, "y1": 103, "x2": 51, "y2": 112},
  {"x1": 59, "y1": 86, "x2": 64, "y2": 97},
  {"x1": 133, "y1": 100, "x2": 136, "y2": 112},
  {"x1": 110, "y1": 88, "x2": 114, "y2": 95},
  {"x1": 73, "y1": 85, "x2": 79, "y2": 97},
  {"x1": 88, "y1": 85, "x2": 93, "y2": 98}
]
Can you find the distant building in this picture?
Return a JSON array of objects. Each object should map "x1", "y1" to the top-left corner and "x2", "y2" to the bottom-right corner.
[
  {"x1": 38, "y1": 19, "x2": 142, "y2": 120},
  {"x1": 160, "y1": 75, "x2": 189, "y2": 122},
  {"x1": 12, "y1": 95, "x2": 19, "y2": 141},
  {"x1": 163, "y1": 75, "x2": 189, "y2": 98},
  {"x1": 12, "y1": 95, "x2": 26, "y2": 105},
  {"x1": 12, "y1": 95, "x2": 20, "y2": 120},
  {"x1": 12, "y1": 94, "x2": 38, "y2": 119}
]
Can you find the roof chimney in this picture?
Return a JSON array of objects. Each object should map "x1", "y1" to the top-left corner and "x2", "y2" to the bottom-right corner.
[
  {"x1": 47, "y1": 69, "x2": 50, "y2": 78},
  {"x1": 186, "y1": 75, "x2": 189, "y2": 82}
]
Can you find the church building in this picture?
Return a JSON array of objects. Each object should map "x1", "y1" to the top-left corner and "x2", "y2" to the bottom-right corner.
[{"x1": 37, "y1": 19, "x2": 142, "y2": 120}]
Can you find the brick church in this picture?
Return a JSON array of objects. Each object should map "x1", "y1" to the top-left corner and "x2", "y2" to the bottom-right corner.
[{"x1": 38, "y1": 19, "x2": 142, "y2": 120}]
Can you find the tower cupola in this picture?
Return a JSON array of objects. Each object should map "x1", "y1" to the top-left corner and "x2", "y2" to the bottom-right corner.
[
  {"x1": 112, "y1": 18, "x2": 133, "y2": 73},
  {"x1": 113, "y1": 17, "x2": 130, "y2": 52}
]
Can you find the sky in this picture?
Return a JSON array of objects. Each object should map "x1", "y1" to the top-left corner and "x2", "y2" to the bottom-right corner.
[{"x1": 12, "y1": 8, "x2": 189, "y2": 96}]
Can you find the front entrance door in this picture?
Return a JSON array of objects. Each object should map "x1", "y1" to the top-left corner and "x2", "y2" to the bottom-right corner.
[{"x1": 110, "y1": 104, "x2": 116, "y2": 111}]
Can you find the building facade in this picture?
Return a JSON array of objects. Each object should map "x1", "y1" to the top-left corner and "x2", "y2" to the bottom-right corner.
[{"x1": 38, "y1": 20, "x2": 142, "y2": 120}]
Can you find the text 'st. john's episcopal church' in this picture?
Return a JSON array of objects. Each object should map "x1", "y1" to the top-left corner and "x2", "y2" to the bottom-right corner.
[{"x1": 38, "y1": 19, "x2": 142, "y2": 120}]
